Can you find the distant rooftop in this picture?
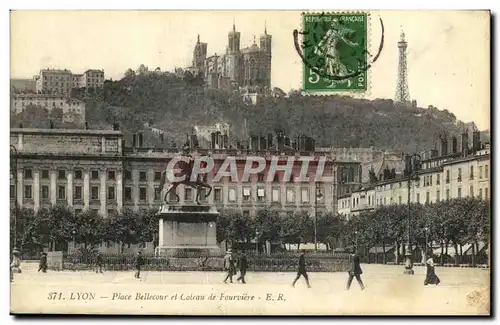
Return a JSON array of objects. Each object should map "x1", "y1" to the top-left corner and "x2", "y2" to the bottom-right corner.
[{"x1": 10, "y1": 128, "x2": 123, "y2": 136}]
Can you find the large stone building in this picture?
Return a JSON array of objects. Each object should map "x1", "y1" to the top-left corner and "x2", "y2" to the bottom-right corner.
[
  {"x1": 186, "y1": 22, "x2": 272, "y2": 91},
  {"x1": 10, "y1": 94, "x2": 86, "y2": 125},
  {"x1": 10, "y1": 127, "x2": 361, "y2": 252},
  {"x1": 33, "y1": 68, "x2": 105, "y2": 95},
  {"x1": 338, "y1": 132, "x2": 491, "y2": 219}
]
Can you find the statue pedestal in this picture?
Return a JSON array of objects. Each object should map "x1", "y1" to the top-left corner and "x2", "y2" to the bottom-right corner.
[{"x1": 156, "y1": 204, "x2": 220, "y2": 256}]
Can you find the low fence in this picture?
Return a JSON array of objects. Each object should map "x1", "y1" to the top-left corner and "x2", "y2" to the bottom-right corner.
[{"x1": 59, "y1": 251, "x2": 352, "y2": 273}]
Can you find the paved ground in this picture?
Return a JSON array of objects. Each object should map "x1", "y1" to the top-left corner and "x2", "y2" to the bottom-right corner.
[{"x1": 10, "y1": 263, "x2": 490, "y2": 315}]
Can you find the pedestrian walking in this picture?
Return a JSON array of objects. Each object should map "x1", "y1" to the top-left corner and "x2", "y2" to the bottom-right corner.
[
  {"x1": 134, "y1": 251, "x2": 144, "y2": 279},
  {"x1": 38, "y1": 252, "x2": 48, "y2": 273},
  {"x1": 95, "y1": 252, "x2": 104, "y2": 273},
  {"x1": 292, "y1": 250, "x2": 311, "y2": 288},
  {"x1": 236, "y1": 251, "x2": 248, "y2": 284},
  {"x1": 346, "y1": 253, "x2": 365, "y2": 290},
  {"x1": 424, "y1": 251, "x2": 440, "y2": 286},
  {"x1": 223, "y1": 249, "x2": 235, "y2": 284}
]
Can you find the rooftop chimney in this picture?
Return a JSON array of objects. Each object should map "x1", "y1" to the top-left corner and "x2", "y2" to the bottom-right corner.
[
  {"x1": 222, "y1": 133, "x2": 228, "y2": 149},
  {"x1": 138, "y1": 132, "x2": 144, "y2": 147},
  {"x1": 277, "y1": 134, "x2": 284, "y2": 151},
  {"x1": 211, "y1": 132, "x2": 216, "y2": 149},
  {"x1": 472, "y1": 131, "x2": 480, "y2": 153},
  {"x1": 260, "y1": 135, "x2": 267, "y2": 150},
  {"x1": 440, "y1": 135, "x2": 448, "y2": 156},
  {"x1": 267, "y1": 133, "x2": 273, "y2": 149},
  {"x1": 452, "y1": 136, "x2": 458, "y2": 153},
  {"x1": 85, "y1": 121, "x2": 89, "y2": 130},
  {"x1": 461, "y1": 131, "x2": 469, "y2": 155},
  {"x1": 133, "y1": 134, "x2": 137, "y2": 148}
]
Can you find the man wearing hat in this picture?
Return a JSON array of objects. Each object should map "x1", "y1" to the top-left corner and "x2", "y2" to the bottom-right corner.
[
  {"x1": 223, "y1": 249, "x2": 236, "y2": 284},
  {"x1": 95, "y1": 252, "x2": 104, "y2": 274},
  {"x1": 11, "y1": 248, "x2": 22, "y2": 281},
  {"x1": 134, "y1": 251, "x2": 144, "y2": 279},
  {"x1": 38, "y1": 252, "x2": 48, "y2": 273},
  {"x1": 346, "y1": 252, "x2": 365, "y2": 290}
]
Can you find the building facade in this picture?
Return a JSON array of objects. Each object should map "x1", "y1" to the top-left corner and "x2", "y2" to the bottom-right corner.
[
  {"x1": 10, "y1": 128, "x2": 361, "y2": 252},
  {"x1": 34, "y1": 68, "x2": 105, "y2": 95},
  {"x1": 186, "y1": 23, "x2": 272, "y2": 91},
  {"x1": 10, "y1": 94, "x2": 86, "y2": 125},
  {"x1": 337, "y1": 144, "x2": 491, "y2": 219}
]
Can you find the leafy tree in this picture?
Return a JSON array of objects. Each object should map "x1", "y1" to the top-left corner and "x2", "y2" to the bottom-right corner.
[
  {"x1": 11, "y1": 104, "x2": 49, "y2": 128},
  {"x1": 49, "y1": 106, "x2": 64, "y2": 124},
  {"x1": 280, "y1": 212, "x2": 312, "y2": 250},
  {"x1": 316, "y1": 212, "x2": 345, "y2": 251},
  {"x1": 138, "y1": 208, "x2": 160, "y2": 250},
  {"x1": 105, "y1": 208, "x2": 142, "y2": 252},
  {"x1": 253, "y1": 208, "x2": 281, "y2": 244},
  {"x1": 73, "y1": 209, "x2": 106, "y2": 249}
]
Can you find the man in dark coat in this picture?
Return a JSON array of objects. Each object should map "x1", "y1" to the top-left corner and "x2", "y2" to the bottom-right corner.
[
  {"x1": 95, "y1": 252, "x2": 103, "y2": 273},
  {"x1": 134, "y1": 251, "x2": 144, "y2": 279},
  {"x1": 236, "y1": 251, "x2": 248, "y2": 284},
  {"x1": 292, "y1": 250, "x2": 311, "y2": 288},
  {"x1": 346, "y1": 253, "x2": 365, "y2": 290},
  {"x1": 223, "y1": 249, "x2": 235, "y2": 284},
  {"x1": 38, "y1": 252, "x2": 48, "y2": 273}
]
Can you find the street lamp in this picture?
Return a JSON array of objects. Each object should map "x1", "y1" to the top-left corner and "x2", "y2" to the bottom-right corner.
[
  {"x1": 10, "y1": 145, "x2": 18, "y2": 250},
  {"x1": 255, "y1": 230, "x2": 260, "y2": 254},
  {"x1": 354, "y1": 231, "x2": 359, "y2": 254},
  {"x1": 404, "y1": 153, "x2": 422, "y2": 275},
  {"x1": 314, "y1": 183, "x2": 323, "y2": 252},
  {"x1": 424, "y1": 227, "x2": 429, "y2": 263}
]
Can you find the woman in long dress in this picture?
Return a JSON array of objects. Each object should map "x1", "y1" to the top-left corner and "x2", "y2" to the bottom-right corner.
[{"x1": 424, "y1": 253, "x2": 440, "y2": 285}]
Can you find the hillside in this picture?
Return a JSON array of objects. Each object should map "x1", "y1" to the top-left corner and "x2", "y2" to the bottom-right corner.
[{"x1": 18, "y1": 70, "x2": 488, "y2": 153}]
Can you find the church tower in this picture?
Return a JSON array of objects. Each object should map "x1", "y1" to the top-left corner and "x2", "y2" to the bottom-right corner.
[
  {"x1": 259, "y1": 22, "x2": 272, "y2": 88},
  {"x1": 226, "y1": 20, "x2": 241, "y2": 84},
  {"x1": 228, "y1": 20, "x2": 241, "y2": 53},
  {"x1": 192, "y1": 34, "x2": 207, "y2": 77}
]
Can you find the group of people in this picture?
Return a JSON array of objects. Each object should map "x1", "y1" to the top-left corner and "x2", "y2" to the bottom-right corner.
[
  {"x1": 15, "y1": 248, "x2": 441, "y2": 288},
  {"x1": 223, "y1": 249, "x2": 248, "y2": 284},
  {"x1": 222, "y1": 249, "x2": 440, "y2": 289}
]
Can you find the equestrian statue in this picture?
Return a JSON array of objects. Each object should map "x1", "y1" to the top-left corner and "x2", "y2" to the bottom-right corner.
[{"x1": 158, "y1": 145, "x2": 212, "y2": 205}]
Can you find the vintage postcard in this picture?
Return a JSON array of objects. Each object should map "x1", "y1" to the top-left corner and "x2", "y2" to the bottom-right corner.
[{"x1": 9, "y1": 10, "x2": 490, "y2": 316}]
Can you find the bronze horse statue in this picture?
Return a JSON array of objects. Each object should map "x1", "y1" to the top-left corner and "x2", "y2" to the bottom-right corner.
[{"x1": 159, "y1": 153, "x2": 212, "y2": 205}]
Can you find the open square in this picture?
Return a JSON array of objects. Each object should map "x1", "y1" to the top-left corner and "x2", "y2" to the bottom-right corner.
[{"x1": 10, "y1": 263, "x2": 489, "y2": 315}]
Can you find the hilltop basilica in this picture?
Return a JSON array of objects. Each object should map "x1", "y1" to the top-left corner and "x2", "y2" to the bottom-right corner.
[{"x1": 185, "y1": 22, "x2": 272, "y2": 92}]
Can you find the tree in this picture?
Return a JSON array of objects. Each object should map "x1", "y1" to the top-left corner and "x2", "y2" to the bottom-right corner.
[
  {"x1": 316, "y1": 213, "x2": 345, "y2": 251},
  {"x1": 49, "y1": 106, "x2": 64, "y2": 126},
  {"x1": 124, "y1": 68, "x2": 136, "y2": 78},
  {"x1": 11, "y1": 104, "x2": 49, "y2": 128},
  {"x1": 73, "y1": 209, "x2": 106, "y2": 249},
  {"x1": 105, "y1": 209, "x2": 142, "y2": 253},
  {"x1": 280, "y1": 212, "x2": 312, "y2": 250},
  {"x1": 253, "y1": 208, "x2": 281, "y2": 245},
  {"x1": 138, "y1": 208, "x2": 160, "y2": 250},
  {"x1": 136, "y1": 64, "x2": 149, "y2": 76}
]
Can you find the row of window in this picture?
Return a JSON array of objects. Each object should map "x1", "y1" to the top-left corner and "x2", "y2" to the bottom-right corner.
[
  {"x1": 21, "y1": 168, "x2": 115, "y2": 181},
  {"x1": 10, "y1": 184, "x2": 122, "y2": 201},
  {"x1": 341, "y1": 186, "x2": 490, "y2": 210},
  {"x1": 19, "y1": 168, "x2": 327, "y2": 184},
  {"x1": 11, "y1": 184, "x2": 321, "y2": 205}
]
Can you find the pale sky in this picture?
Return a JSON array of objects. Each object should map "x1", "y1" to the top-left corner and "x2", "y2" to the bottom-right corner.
[{"x1": 10, "y1": 10, "x2": 490, "y2": 129}]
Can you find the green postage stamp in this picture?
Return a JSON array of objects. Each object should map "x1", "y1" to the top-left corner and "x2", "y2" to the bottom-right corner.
[{"x1": 301, "y1": 12, "x2": 369, "y2": 93}]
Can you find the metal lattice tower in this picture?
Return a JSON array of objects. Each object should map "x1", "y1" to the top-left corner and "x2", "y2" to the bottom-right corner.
[{"x1": 395, "y1": 29, "x2": 410, "y2": 102}]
